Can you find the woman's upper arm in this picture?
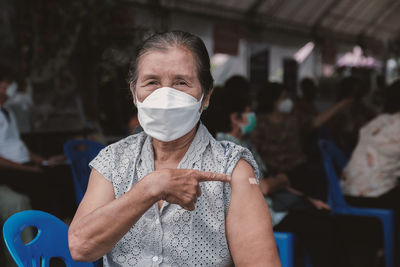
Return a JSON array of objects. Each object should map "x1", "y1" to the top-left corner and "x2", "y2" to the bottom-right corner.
[
  {"x1": 226, "y1": 159, "x2": 280, "y2": 267},
  {"x1": 72, "y1": 168, "x2": 115, "y2": 223}
]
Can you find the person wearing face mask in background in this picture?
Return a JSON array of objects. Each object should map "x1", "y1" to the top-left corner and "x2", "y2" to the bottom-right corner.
[
  {"x1": 204, "y1": 77, "x2": 381, "y2": 267},
  {"x1": 203, "y1": 76, "x2": 261, "y2": 168},
  {"x1": 294, "y1": 78, "x2": 326, "y2": 190},
  {"x1": 251, "y1": 82, "x2": 353, "y2": 198},
  {"x1": 206, "y1": 77, "x2": 329, "y2": 212}
]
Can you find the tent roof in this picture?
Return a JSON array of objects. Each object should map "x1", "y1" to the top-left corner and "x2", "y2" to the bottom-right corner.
[{"x1": 130, "y1": 0, "x2": 400, "y2": 42}]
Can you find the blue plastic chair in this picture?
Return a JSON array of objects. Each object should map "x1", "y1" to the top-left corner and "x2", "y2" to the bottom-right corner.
[
  {"x1": 2, "y1": 210, "x2": 94, "y2": 267},
  {"x1": 318, "y1": 139, "x2": 395, "y2": 267},
  {"x1": 274, "y1": 232, "x2": 313, "y2": 267},
  {"x1": 274, "y1": 232, "x2": 295, "y2": 267},
  {"x1": 63, "y1": 140, "x2": 105, "y2": 206}
]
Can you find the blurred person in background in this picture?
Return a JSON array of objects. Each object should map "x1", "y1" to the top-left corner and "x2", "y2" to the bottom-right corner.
[
  {"x1": 342, "y1": 79, "x2": 400, "y2": 264},
  {"x1": 3, "y1": 77, "x2": 33, "y2": 133},
  {"x1": 343, "y1": 79, "x2": 400, "y2": 218},
  {"x1": 205, "y1": 76, "x2": 381, "y2": 267},
  {"x1": 329, "y1": 76, "x2": 376, "y2": 155},
  {"x1": 68, "y1": 31, "x2": 280, "y2": 266},
  {"x1": 296, "y1": 77, "x2": 319, "y2": 117},
  {"x1": 0, "y1": 73, "x2": 34, "y2": 267},
  {"x1": 295, "y1": 77, "x2": 324, "y2": 171},
  {"x1": 251, "y1": 82, "x2": 352, "y2": 198},
  {"x1": 0, "y1": 71, "x2": 66, "y2": 215}
]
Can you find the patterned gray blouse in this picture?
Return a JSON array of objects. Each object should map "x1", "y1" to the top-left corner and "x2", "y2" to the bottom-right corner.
[{"x1": 89, "y1": 123, "x2": 259, "y2": 267}]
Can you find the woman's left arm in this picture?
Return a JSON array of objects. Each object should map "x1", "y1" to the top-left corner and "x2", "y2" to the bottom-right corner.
[{"x1": 226, "y1": 159, "x2": 281, "y2": 267}]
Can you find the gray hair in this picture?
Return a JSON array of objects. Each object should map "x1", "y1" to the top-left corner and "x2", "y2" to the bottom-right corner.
[{"x1": 128, "y1": 31, "x2": 214, "y2": 95}]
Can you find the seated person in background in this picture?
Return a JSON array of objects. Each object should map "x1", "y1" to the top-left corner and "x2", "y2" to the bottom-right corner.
[
  {"x1": 251, "y1": 82, "x2": 352, "y2": 198},
  {"x1": 295, "y1": 78, "x2": 324, "y2": 172},
  {"x1": 68, "y1": 31, "x2": 280, "y2": 266},
  {"x1": 204, "y1": 75, "x2": 381, "y2": 267},
  {"x1": 0, "y1": 71, "x2": 65, "y2": 213},
  {"x1": 329, "y1": 76, "x2": 376, "y2": 155},
  {"x1": 343, "y1": 79, "x2": 400, "y2": 215}
]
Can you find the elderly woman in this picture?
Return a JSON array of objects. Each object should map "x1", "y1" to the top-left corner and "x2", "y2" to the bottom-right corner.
[{"x1": 68, "y1": 31, "x2": 279, "y2": 267}]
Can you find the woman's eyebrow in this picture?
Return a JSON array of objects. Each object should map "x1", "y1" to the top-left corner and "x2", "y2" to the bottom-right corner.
[
  {"x1": 140, "y1": 74, "x2": 159, "y2": 81},
  {"x1": 174, "y1": 74, "x2": 193, "y2": 81}
]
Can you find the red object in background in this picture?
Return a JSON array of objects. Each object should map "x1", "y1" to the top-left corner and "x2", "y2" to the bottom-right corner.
[
  {"x1": 213, "y1": 22, "x2": 243, "y2": 55},
  {"x1": 322, "y1": 38, "x2": 337, "y2": 65},
  {"x1": 112, "y1": 3, "x2": 135, "y2": 37}
]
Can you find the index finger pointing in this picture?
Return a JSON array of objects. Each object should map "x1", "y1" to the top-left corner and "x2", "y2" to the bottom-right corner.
[{"x1": 194, "y1": 171, "x2": 231, "y2": 183}]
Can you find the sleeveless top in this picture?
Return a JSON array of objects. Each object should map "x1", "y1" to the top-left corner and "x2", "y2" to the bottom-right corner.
[{"x1": 89, "y1": 123, "x2": 260, "y2": 267}]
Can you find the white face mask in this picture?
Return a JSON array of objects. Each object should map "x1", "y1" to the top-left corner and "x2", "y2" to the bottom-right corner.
[
  {"x1": 136, "y1": 87, "x2": 203, "y2": 142},
  {"x1": 6, "y1": 81, "x2": 18, "y2": 98},
  {"x1": 278, "y1": 98, "x2": 293, "y2": 114}
]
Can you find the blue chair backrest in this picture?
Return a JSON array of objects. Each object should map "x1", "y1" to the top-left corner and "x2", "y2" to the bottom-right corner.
[
  {"x1": 318, "y1": 139, "x2": 349, "y2": 209},
  {"x1": 274, "y1": 232, "x2": 295, "y2": 267},
  {"x1": 2, "y1": 210, "x2": 94, "y2": 267},
  {"x1": 63, "y1": 140, "x2": 105, "y2": 205}
]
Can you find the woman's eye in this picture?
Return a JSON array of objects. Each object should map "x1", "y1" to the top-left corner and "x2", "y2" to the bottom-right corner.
[
  {"x1": 146, "y1": 81, "x2": 158, "y2": 86},
  {"x1": 175, "y1": 80, "x2": 188, "y2": 86}
]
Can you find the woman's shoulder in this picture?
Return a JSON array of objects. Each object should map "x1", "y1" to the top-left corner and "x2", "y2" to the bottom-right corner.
[
  {"x1": 209, "y1": 136, "x2": 260, "y2": 178},
  {"x1": 372, "y1": 113, "x2": 400, "y2": 130},
  {"x1": 363, "y1": 114, "x2": 392, "y2": 128},
  {"x1": 101, "y1": 131, "x2": 148, "y2": 156},
  {"x1": 211, "y1": 134, "x2": 245, "y2": 155}
]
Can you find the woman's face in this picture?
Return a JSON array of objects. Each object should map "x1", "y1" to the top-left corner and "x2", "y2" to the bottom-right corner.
[
  {"x1": 231, "y1": 106, "x2": 251, "y2": 130},
  {"x1": 240, "y1": 106, "x2": 252, "y2": 124},
  {"x1": 133, "y1": 46, "x2": 206, "y2": 105}
]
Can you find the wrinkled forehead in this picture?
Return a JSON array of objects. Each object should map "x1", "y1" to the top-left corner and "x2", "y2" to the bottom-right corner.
[{"x1": 137, "y1": 46, "x2": 198, "y2": 79}]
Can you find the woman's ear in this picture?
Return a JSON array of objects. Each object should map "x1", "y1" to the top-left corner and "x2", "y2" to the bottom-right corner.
[{"x1": 202, "y1": 88, "x2": 214, "y2": 111}]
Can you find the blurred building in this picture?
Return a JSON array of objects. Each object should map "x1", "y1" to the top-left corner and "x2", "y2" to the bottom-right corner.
[{"x1": 0, "y1": 0, "x2": 399, "y2": 136}]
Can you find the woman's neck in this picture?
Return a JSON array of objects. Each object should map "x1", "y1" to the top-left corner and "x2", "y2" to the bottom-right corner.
[{"x1": 152, "y1": 124, "x2": 198, "y2": 167}]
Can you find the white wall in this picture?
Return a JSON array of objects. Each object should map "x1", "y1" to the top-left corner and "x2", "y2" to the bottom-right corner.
[
  {"x1": 211, "y1": 40, "x2": 249, "y2": 85},
  {"x1": 269, "y1": 44, "x2": 319, "y2": 82},
  {"x1": 169, "y1": 12, "x2": 215, "y2": 57},
  {"x1": 134, "y1": 8, "x2": 322, "y2": 88}
]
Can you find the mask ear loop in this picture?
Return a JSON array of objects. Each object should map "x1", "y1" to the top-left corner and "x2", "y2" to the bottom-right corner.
[
  {"x1": 199, "y1": 93, "x2": 206, "y2": 112},
  {"x1": 134, "y1": 91, "x2": 140, "y2": 107}
]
